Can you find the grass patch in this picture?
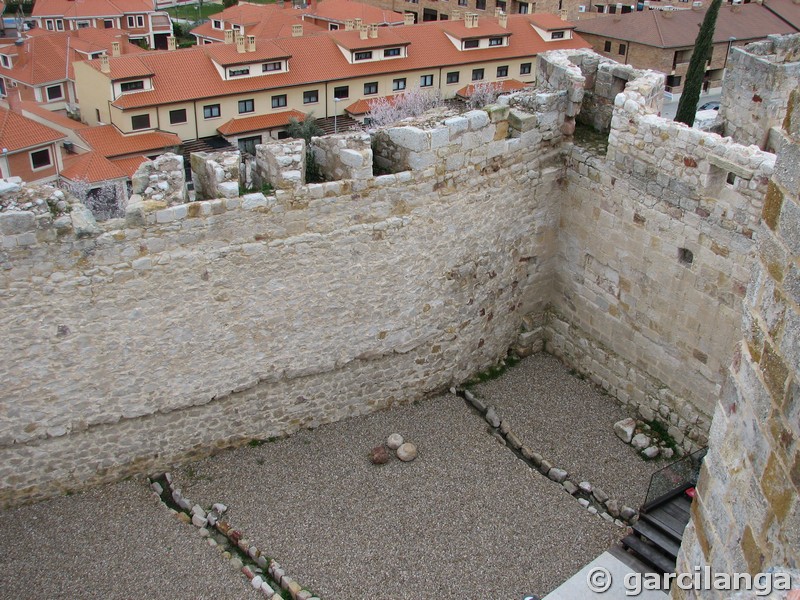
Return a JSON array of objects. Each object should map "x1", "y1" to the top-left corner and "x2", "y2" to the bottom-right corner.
[
  {"x1": 465, "y1": 352, "x2": 521, "y2": 386},
  {"x1": 166, "y1": 3, "x2": 225, "y2": 21},
  {"x1": 645, "y1": 419, "x2": 679, "y2": 454}
]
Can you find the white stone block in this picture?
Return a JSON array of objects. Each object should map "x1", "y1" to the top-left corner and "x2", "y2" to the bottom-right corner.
[{"x1": 387, "y1": 126, "x2": 429, "y2": 152}]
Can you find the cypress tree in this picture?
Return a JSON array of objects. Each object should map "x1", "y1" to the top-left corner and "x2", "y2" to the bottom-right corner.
[{"x1": 674, "y1": 0, "x2": 724, "y2": 127}]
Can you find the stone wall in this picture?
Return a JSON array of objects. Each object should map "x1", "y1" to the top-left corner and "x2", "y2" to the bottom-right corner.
[
  {"x1": 0, "y1": 102, "x2": 563, "y2": 506},
  {"x1": 552, "y1": 66, "x2": 775, "y2": 449},
  {"x1": 310, "y1": 132, "x2": 373, "y2": 181},
  {"x1": 191, "y1": 150, "x2": 241, "y2": 200},
  {"x1": 674, "y1": 89, "x2": 800, "y2": 598},
  {"x1": 720, "y1": 34, "x2": 800, "y2": 151},
  {"x1": 252, "y1": 139, "x2": 305, "y2": 191},
  {"x1": 130, "y1": 153, "x2": 186, "y2": 207}
]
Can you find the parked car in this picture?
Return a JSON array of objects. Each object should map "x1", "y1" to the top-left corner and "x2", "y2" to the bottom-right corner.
[{"x1": 698, "y1": 101, "x2": 720, "y2": 111}]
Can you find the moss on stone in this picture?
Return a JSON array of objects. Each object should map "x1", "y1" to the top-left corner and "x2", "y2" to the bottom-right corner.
[{"x1": 762, "y1": 181, "x2": 784, "y2": 231}]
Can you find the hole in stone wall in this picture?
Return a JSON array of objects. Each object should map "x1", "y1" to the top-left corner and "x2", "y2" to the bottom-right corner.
[
  {"x1": 611, "y1": 76, "x2": 627, "y2": 97},
  {"x1": 678, "y1": 248, "x2": 694, "y2": 265},
  {"x1": 726, "y1": 172, "x2": 736, "y2": 186}
]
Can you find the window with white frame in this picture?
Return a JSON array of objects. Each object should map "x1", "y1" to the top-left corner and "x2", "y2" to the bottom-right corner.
[
  {"x1": 45, "y1": 85, "x2": 63, "y2": 101},
  {"x1": 30, "y1": 148, "x2": 52, "y2": 170}
]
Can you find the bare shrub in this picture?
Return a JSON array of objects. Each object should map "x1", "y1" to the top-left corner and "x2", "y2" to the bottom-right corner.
[
  {"x1": 367, "y1": 87, "x2": 444, "y2": 127},
  {"x1": 66, "y1": 178, "x2": 126, "y2": 221},
  {"x1": 466, "y1": 81, "x2": 504, "y2": 110}
]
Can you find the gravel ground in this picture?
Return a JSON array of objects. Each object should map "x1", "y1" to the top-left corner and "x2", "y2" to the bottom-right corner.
[
  {"x1": 0, "y1": 478, "x2": 259, "y2": 600},
  {"x1": 474, "y1": 353, "x2": 662, "y2": 509},
  {"x1": 176, "y1": 393, "x2": 621, "y2": 600}
]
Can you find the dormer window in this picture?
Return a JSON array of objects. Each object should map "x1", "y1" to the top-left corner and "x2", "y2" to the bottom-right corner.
[
  {"x1": 120, "y1": 80, "x2": 145, "y2": 93},
  {"x1": 212, "y1": 20, "x2": 222, "y2": 29},
  {"x1": 552, "y1": 30, "x2": 565, "y2": 39},
  {"x1": 90, "y1": 52, "x2": 104, "y2": 60},
  {"x1": 354, "y1": 51, "x2": 372, "y2": 61},
  {"x1": 262, "y1": 61, "x2": 282, "y2": 72},
  {"x1": 384, "y1": 47, "x2": 401, "y2": 57},
  {"x1": 229, "y1": 67, "x2": 250, "y2": 77},
  {"x1": 0, "y1": 55, "x2": 9, "y2": 68},
  {"x1": 464, "y1": 39, "x2": 479, "y2": 49},
  {"x1": 489, "y1": 37, "x2": 503, "y2": 46}
]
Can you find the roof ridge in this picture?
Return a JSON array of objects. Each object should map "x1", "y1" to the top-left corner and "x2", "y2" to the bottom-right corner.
[{"x1": 652, "y1": 10, "x2": 665, "y2": 47}]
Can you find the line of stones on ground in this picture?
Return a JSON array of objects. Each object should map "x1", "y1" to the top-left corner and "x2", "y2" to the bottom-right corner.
[
  {"x1": 454, "y1": 387, "x2": 639, "y2": 527},
  {"x1": 150, "y1": 473, "x2": 320, "y2": 600}
]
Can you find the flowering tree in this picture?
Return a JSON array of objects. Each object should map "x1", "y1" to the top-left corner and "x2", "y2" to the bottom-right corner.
[
  {"x1": 367, "y1": 87, "x2": 444, "y2": 127},
  {"x1": 466, "y1": 81, "x2": 504, "y2": 110}
]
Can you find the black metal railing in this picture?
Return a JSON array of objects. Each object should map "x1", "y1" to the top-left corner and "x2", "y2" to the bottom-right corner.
[{"x1": 642, "y1": 447, "x2": 707, "y2": 512}]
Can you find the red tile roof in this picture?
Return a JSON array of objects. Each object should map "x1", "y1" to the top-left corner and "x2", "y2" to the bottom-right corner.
[
  {"x1": 0, "y1": 29, "x2": 144, "y2": 86},
  {"x1": 344, "y1": 96, "x2": 388, "y2": 115},
  {"x1": 61, "y1": 151, "x2": 129, "y2": 183},
  {"x1": 0, "y1": 105, "x2": 65, "y2": 152},
  {"x1": 456, "y1": 78, "x2": 530, "y2": 98},
  {"x1": 191, "y1": 3, "x2": 325, "y2": 41},
  {"x1": 763, "y1": 0, "x2": 800, "y2": 30},
  {"x1": 19, "y1": 101, "x2": 90, "y2": 132},
  {"x1": 90, "y1": 14, "x2": 588, "y2": 110},
  {"x1": 439, "y1": 20, "x2": 513, "y2": 40},
  {"x1": 575, "y1": 3, "x2": 798, "y2": 48},
  {"x1": 528, "y1": 13, "x2": 577, "y2": 31},
  {"x1": 33, "y1": 0, "x2": 156, "y2": 18},
  {"x1": 110, "y1": 155, "x2": 149, "y2": 177},
  {"x1": 216, "y1": 109, "x2": 306, "y2": 135},
  {"x1": 78, "y1": 125, "x2": 180, "y2": 158},
  {"x1": 332, "y1": 28, "x2": 409, "y2": 50},
  {"x1": 306, "y1": 0, "x2": 405, "y2": 25},
  {"x1": 204, "y1": 40, "x2": 291, "y2": 67}
]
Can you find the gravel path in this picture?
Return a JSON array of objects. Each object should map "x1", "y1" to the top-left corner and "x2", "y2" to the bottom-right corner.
[
  {"x1": 0, "y1": 478, "x2": 259, "y2": 600},
  {"x1": 474, "y1": 353, "x2": 662, "y2": 509},
  {"x1": 176, "y1": 393, "x2": 621, "y2": 600}
]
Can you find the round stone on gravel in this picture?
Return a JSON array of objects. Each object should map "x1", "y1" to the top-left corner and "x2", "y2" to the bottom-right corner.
[
  {"x1": 642, "y1": 446, "x2": 660, "y2": 459},
  {"x1": 386, "y1": 433, "x2": 404, "y2": 450},
  {"x1": 396, "y1": 442, "x2": 418, "y2": 462},
  {"x1": 369, "y1": 445, "x2": 390, "y2": 465}
]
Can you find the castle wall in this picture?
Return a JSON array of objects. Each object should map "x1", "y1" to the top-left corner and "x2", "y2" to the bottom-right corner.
[
  {"x1": 720, "y1": 34, "x2": 800, "y2": 151},
  {"x1": 673, "y1": 89, "x2": 800, "y2": 598},
  {"x1": 552, "y1": 68, "x2": 775, "y2": 449},
  {"x1": 0, "y1": 106, "x2": 564, "y2": 506}
]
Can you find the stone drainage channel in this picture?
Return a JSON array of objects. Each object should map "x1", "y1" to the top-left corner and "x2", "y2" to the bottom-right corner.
[
  {"x1": 149, "y1": 473, "x2": 319, "y2": 600},
  {"x1": 453, "y1": 388, "x2": 640, "y2": 528}
]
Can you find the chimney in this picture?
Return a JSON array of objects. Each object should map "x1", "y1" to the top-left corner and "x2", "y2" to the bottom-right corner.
[
  {"x1": 344, "y1": 19, "x2": 354, "y2": 30},
  {"x1": 499, "y1": 13, "x2": 507, "y2": 27},
  {"x1": 368, "y1": 23, "x2": 378, "y2": 38},
  {"x1": 166, "y1": 36, "x2": 176, "y2": 51},
  {"x1": 112, "y1": 40, "x2": 121, "y2": 57},
  {"x1": 495, "y1": 7, "x2": 503, "y2": 16},
  {"x1": 403, "y1": 13, "x2": 414, "y2": 25},
  {"x1": 353, "y1": 17, "x2": 362, "y2": 29},
  {"x1": 452, "y1": 10, "x2": 462, "y2": 21},
  {"x1": 359, "y1": 24, "x2": 368, "y2": 40},
  {"x1": 224, "y1": 29, "x2": 234, "y2": 44},
  {"x1": 292, "y1": 23, "x2": 302, "y2": 36},
  {"x1": 247, "y1": 34, "x2": 256, "y2": 51},
  {"x1": 236, "y1": 33, "x2": 245, "y2": 53},
  {"x1": 465, "y1": 13, "x2": 478, "y2": 28},
  {"x1": 6, "y1": 87, "x2": 22, "y2": 114},
  {"x1": 100, "y1": 54, "x2": 110, "y2": 73}
]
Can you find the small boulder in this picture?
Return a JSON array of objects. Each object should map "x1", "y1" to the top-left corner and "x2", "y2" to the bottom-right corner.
[
  {"x1": 485, "y1": 407, "x2": 500, "y2": 428},
  {"x1": 396, "y1": 442, "x2": 418, "y2": 462},
  {"x1": 548, "y1": 467, "x2": 568, "y2": 483},
  {"x1": 642, "y1": 446, "x2": 660, "y2": 459},
  {"x1": 614, "y1": 418, "x2": 637, "y2": 444},
  {"x1": 386, "y1": 433, "x2": 404, "y2": 450},
  {"x1": 631, "y1": 433, "x2": 651, "y2": 450},
  {"x1": 370, "y1": 445, "x2": 391, "y2": 465}
]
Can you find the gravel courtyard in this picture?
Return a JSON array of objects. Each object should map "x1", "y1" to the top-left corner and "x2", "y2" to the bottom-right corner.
[{"x1": 0, "y1": 354, "x2": 661, "y2": 599}]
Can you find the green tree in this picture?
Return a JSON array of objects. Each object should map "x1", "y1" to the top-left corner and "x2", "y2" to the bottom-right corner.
[
  {"x1": 223, "y1": 0, "x2": 238, "y2": 7},
  {"x1": 286, "y1": 113, "x2": 323, "y2": 142},
  {"x1": 674, "y1": 0, "x2": 723, "y2": 127}
]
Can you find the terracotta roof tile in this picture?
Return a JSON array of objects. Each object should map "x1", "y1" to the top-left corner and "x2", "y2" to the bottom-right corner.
[
  {"x1": 0, "y1": 105, "x2": 65, "y2": 152},
  {"x1": 528, "y1": 14, "x2": 577, "y2": 30},
  {"x1": 110, "y1": 155, "x2": 149, "y2": 177},
  {"x1": 78, "y1": 125, "x2": 180, "y2": 158},
  {"x1": 306, "y1": 0, "x2": 405, "y2": 24},
  {"x1": 204, "y1": 40, "x2": 291, "y2": 67},
  {"x1": 0, "y1": 29, "x2": 143, "y2": 86},
  {"x1": 61, "y1": 151, "x2": 128, "y2": 183},
  {"x1": 456, "y1": 78, "x2": 529, "y2": 98},
  {"x1": 763, "y1": 0, "x2": 800, "y2": 29},
  {"x1": 191, "y1": 3, "x2": 326, "y2": 41},
  {"x1": 33, "y1": 0, "x2": 156, "y2": 18},
  {"x1": 575, "y1": 4, "x2": 797, "y2": 48},
  {"x1": 216, "y1": 109, "x2": 306, "y2": 135},
  {"x1": 98, "y1": 15, "x2": 588, "y2": 110},
  {"x1": 332, "y1": 28, "x2": 409, "y2": 50},
  {"x1": 19, "y1": 101, "x2": 90, "y2": 132},
  {"x1": 345, "y1": 96, "x2": 388, "y2": 115},
  {"x1": 91, "y1": 54, "x2": 155, "y2": 79},
  {"x1": 439, "y1": 20, "x2": 512, "y2": 40}
]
